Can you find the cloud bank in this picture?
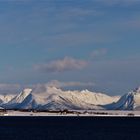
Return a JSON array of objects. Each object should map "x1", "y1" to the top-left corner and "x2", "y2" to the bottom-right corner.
[
  {"x1": 35, "y1": 57, "x2": 88, "y2": 73},
  {"x1": 47, "y1": 80, "x2": 95, "y2": 88}
]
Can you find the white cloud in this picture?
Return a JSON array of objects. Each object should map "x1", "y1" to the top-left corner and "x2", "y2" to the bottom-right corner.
[
  {"x1": 32, "y1": 80, "x2": 95, "y2": 94},
  {"x1": 35, "y1": 57, "x2": 88, "y2": 73},
  {"x1": 47, "y1": 80, "x2": 95, "y2": 88},
  {"x1": 0, "y1": 80, "x2": 95, "y2": 94}
]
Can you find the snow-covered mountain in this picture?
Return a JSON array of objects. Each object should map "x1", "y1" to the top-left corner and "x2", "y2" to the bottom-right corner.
[
  {"x1": 3, "y1": 89, "x2": 36, "y2": 109},
  {"x1": 104, "y1": 87, "x2": 140, "y2": 110},
  {"x1": 0, "y1": 94, "x2": 15, "y2": 104},
  {"x1": 0, "y1": 87, "x2": 120, "y2": 110},
  {"x1": 37, "y1": 87, "x2": 119, "y2": 110},
  {"x1": 2, "y1": 86, "x2": 140, "y2": 111}
]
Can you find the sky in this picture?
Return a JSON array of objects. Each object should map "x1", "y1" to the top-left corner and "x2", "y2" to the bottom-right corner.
[{"x1": 0, "y1": 0, "x2": 140, "y2": 95}]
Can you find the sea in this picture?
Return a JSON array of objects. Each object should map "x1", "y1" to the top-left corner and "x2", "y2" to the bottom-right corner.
[{"x1": 0, "y1": 116, "x2": 140, "y2": 140}]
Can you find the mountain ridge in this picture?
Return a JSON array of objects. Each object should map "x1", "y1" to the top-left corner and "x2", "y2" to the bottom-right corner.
[
  {"x1": 104, "y1": 87, "x2": 140, "y2": 110},
  {"x1": 1, "y1": 86, "x2": 140, "y2": 111},
  {"x1": 0, "y1": 87, "x2": 119, "y2": 110}
]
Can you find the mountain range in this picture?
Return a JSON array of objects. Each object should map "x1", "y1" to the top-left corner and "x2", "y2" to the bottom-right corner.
[{"x1": 0, "y1": 86, "x2": 140, "y2": 111}]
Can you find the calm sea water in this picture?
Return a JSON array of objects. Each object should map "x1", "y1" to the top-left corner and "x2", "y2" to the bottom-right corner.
[{"x1": 0, "y1": 117, "x2": 140, "y2": 140}]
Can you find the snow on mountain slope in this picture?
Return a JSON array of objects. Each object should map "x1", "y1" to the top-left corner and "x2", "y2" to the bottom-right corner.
[
  {"x1": 46, "y1": 86, "x2": 119, "y2": 105},
  {"x1": 0, "y1": 87, "x2": 120, "y2": 110},
  {"x1": 3, "y1": 86, "x2": 140, "y2": 111},
  {"x1": 3, "y1": 89, "x2": 34, "y2": 109},
  {"x1": 38, "y1": 89, "x2": 104, "y2": 110},
  {"x1": 0, "y1": 95, "x2": 15, "y2": 104},
  {"x1": 10, "y1": 89, "x2": 32, "y2": 103},
  {"x1": 36, "y1": 87, "x2": 119, "y2": 110},
  {"x1": 104, "y1": 87, "x2": 140, "y2": 110}
]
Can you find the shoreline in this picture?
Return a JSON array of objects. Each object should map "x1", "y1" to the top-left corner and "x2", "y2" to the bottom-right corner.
[{"x1": 0, "y1": 110, "x2": 139, "y2": 117}]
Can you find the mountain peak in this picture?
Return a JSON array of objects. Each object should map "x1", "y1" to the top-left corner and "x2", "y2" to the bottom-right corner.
[
  {"x1": 11, "y1": 88, "x2": 33, "y2": 104},
  {"x1": 23, "y1": 88, "x2": 32, "y2": 93},
  {"x1": 18, "y1": 88, "x2": 32, "y2": 97},
  {"x1": 105, "y1": 87, "x2": 140, "y2": 110},
  {"x1": 81, "y1": 89, "x2": 90, "y2": 93}
]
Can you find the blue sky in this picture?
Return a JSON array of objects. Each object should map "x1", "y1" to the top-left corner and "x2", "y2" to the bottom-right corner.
[{"x1": 0, "y1": 0, "x2": 140, "y2": 95}]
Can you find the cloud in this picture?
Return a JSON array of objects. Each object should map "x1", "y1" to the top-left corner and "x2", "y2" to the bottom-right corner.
[
  {"x1": 32, "y1": 80, "x2": 95, "y2": 93},
  {"x1": 35, "y1": 57, "x2": 88, "y2": 73},
  {"x1": 0, "y1": 80, "x2": 95, "y2": 94},
  {"x1": 47, "y1": 80, "x2": 95, "y2": 88}
]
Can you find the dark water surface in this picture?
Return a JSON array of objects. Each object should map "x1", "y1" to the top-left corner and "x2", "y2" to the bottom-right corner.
[{"x1": 0, "y1": 117, "x2": 140, "y2": 140}]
